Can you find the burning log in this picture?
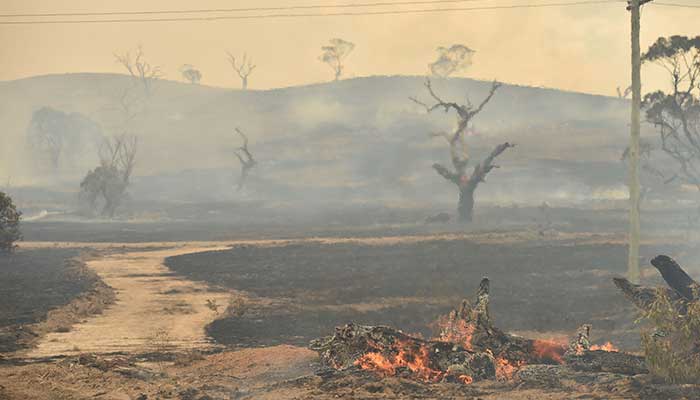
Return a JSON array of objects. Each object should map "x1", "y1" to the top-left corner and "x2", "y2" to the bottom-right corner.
[
  {"x1": 312, "y1": 277, "x2": 646, "y2": 385},
  {"x1": 436, "y1": 278, "x2": 567, "y2": 367},
  {"x1": 309, "y1": 323, "x2": 496, "y2": 384},
  {"x1": 563, "y1": 323, "x2": 647, "y2": 375}
]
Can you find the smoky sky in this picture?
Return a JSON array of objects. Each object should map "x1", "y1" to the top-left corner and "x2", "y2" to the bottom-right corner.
[{"x1": 1, "y1": 0, "x2": 698, "y2": 95}]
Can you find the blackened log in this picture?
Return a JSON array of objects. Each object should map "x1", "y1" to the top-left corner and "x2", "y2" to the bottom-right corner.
[
  {"x1": 438, "y1": 277, "x2": 566, "y2": 365},
  {"x1": 309, "y1": 323, "x2": 496, "y2": 383},
  {"x1": 650, "y1": 255, "x2": 699, "y2": 300},
  {"x1": 564, "y1": 350, "x2": 648, "y2": 375},
  {"x1": 613, "y1": 277, "x2": 684, "y2": 312}
]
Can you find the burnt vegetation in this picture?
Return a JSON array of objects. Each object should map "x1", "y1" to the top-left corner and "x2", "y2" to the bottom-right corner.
[{"x1": 411, "y1": 79, "x2": 514, "y2": 222}]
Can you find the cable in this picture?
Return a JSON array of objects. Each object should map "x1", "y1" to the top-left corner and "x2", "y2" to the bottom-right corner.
[
  {"x1": 651, "y1": 2, "x2": 700, "y2": 8},
  {"x1": 0, "y1": 0, "x2": 504, "y2": 18},
  {"x1": 0, "y1": 1, "x2": 623, "y2": 25}
]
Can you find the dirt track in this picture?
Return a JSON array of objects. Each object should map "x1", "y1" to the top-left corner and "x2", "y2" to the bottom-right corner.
[{"x1": 23, "y1": 244, "x2": 232, "y2": 358}]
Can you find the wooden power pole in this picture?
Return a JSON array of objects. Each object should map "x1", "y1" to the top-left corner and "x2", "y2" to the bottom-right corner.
[{"x1": 627, "y1": 0, "x2": 650, "y2": 284}]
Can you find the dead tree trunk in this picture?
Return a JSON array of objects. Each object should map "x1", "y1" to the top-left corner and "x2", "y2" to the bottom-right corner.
[
  {"x1": 650, "y1": 255, "x2": 698, "y2": 300},
  {"x1": 233, "y1": 128, "x2": 257, "y2": 190},
  {"x1": 614, "y1": 254, "x2": 699, "y2": 313},
  {"x1": 411, "y1": 79, "x2": 513, "y2": 222}
]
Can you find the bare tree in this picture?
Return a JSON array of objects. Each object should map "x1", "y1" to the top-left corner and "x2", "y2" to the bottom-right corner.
[
  {"x1": 227, "y1": 52, "x2": 256, "y2": 90},
  {"x1": 617, "y1": 85, "x2": 633, "y2": 99},
  {"x1": 80, "y1": 134, "x2": 137, "y2": 218},
  {"x1": 319, "y1": 38, "x2": 355, "y2": 81},
  {"x1": 180, "y1": 64, "x2": 202, "y2": 84},
  {"x1": 429, "y1": 44, "x2": 475, "y2": 78},
  {"x1": 114, "y1": 45, "x2": 163, "y2": 96},
  {"x1": 233, "y1": 128, "x2": 256, "y2": 190},
  {"x1": 411, "y1": 79, "x2": 513, "y2": 222}
]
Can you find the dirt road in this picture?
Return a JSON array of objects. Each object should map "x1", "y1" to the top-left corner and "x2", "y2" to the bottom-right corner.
[{"x1": 24, "y1": 244, "x2": 232, "y2": 358}]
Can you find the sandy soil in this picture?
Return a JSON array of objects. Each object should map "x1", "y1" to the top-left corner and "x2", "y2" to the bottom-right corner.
[{"x1": 23, "y1": 244, "x2": 232, "y2": 358}]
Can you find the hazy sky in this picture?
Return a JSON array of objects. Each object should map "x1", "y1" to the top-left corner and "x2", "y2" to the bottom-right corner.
[{"x1": 1, "y1": 0, "x2": 699, "y2": 95}]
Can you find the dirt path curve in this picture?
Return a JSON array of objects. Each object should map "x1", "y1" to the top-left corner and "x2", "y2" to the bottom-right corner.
[{"x1": 24, "y1": 244, "x2": 232, "y2": 358}]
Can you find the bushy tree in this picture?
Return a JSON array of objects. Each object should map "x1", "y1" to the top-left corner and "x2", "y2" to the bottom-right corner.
[
  {"x1": 26, "y1": 107, "x2": 103, "y2": 171},
  {"x1": 429, "y1": 44, "x2": 475, "y2": 78},
  {"x1": 642, "y1": 35, "x2": 700, "y2": 189},
  {"x1": 319, "y1": 38, "x2": 355, "y2": 81},
  {"x1": 0, "y1": 192, "x2": 21, "y2": 252},
  {"x1": 180, "y1": 64, "x2": 202, "y2": 84}
]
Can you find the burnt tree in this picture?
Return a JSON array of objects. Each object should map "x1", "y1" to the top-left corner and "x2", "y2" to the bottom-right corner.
[
  {"x1": 114, "y1": 45, "x2": 162, "y2": 96},
  {"x1": 227, "y1": 52, "x2": 256, "y2": 90},
  {"x1": 233, "y1": 128, "x2": 256, "y2": 191},
  {"x1": 79, "y1": 135, "x2": 137, "y2": 218},
  {"x1": 411, "y1": 79, "x2": 514, "y2": 222}
]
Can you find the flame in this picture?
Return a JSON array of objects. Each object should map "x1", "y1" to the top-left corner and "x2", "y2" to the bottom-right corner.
[
  {"x1": 532, "y1": 339, "x2": 567, "y2": 364},
  {"x1": 458, "y1": 375, "x2": 473, "y2": 384},
  {"x1": 590, "y1": 342, "x2": 619, "y2": 352},
  {"x1": 354, "y1": 338, "x2": 446, "y2": 383},
  {"x1": 436, "y1": 318, "x2": 475, "y2": 351},
  {"x1": 495, "y1": 357, "x2": 524, "y2": 381}
]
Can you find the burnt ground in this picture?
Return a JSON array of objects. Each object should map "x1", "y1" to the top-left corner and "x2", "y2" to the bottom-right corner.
[
  {"x1": 0, "y1": 248, "x2": 96, "y2": 352},
  {"x1": 165, "y1": 237, "x2": 696, "y2": 351}
]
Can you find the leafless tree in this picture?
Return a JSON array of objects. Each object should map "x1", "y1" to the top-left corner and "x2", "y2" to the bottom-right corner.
[
  {"x1": 227, "y1": 52, "x2": 256, "y2": 90},
  {"x1": 411, "y1": 78, "x2": 513, "y2": 222},
  {"x1": 233, "y1": 128, "x2": 256, "y2": 190},
  {"x1": 429, "y1": 44, "x2": 475, "y2": 78},
  {"x1": 180, "y1": 64, "x2": 202, "y2": 84},
  {"x1": 114, "y1": 45, "x2": 163, "y2": 96},
  {"x1": 319, "y1": 38, "x2": 355, "y2": 81},
  {"x1": 80, "y1": 134, "x2": 138, "y2": 218},
  {"x1": 617, "y1": 85, "x2": 633, "y2": 99}
]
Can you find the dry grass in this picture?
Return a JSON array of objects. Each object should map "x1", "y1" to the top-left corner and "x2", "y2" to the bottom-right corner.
[{"x1": 640, "y1": 286, "x2": 700, "y2": 384}]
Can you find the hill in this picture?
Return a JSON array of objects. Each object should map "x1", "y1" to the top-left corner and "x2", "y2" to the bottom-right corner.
[{"x1": 0, "y1": 73, "x2": 646, "y2": 209}]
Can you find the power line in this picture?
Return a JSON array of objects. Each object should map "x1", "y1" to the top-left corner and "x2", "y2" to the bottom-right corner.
[
  {"x1": 0, "y1": 1, "x2": 623, "y2": 25},
  {"x1": 651, "y1": 2, "x2": 700, "y2": 7},
  {"x1": 0, "y1": 0, "x2": 500, "y2": 18}
]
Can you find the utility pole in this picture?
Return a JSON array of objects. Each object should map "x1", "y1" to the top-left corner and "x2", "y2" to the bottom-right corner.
[{"x1": 626, "y1": 0, "x2": 650, "y2": 284}]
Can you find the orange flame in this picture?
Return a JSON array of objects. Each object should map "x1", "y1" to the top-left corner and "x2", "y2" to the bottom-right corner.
[
  {"x1": 590, "y1": 342, "x2": 619, "y2": 352},
  {"x1": 354, "y1": 338, "x2": 446, "y2": 383},
  {"x1": 495, "y1": 357, "x2": 525, "y2": 381},
  {"x1": 436, "y1": 318, "x2": 475, "y2": 351},
  {"x1": 458, "y1": 375, "x2": 473, "y2": 384},
  {"x1": 532, "y1": 339, "x2": 567, "y2": 364}
]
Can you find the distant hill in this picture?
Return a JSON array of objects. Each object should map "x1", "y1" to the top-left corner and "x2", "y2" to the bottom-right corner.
[{"x1": 0, "y1": 73, "x2": 654, "y2": 208}]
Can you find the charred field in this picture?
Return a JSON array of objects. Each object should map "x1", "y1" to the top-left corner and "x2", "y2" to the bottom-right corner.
[
  {"x1": 165, "y1": 236, "x2": 686, "y2": 350},
  {"x1": 1, "y1": 222, "x2": 700, "y2": 399}
]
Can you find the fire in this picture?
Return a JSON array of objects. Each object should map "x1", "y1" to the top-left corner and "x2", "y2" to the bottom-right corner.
[
  {"x1": 494, "y1": 357, "x2": 524, "y2": 381},
  {"x1": 590, "y1": 342, "x2": 619, "y2": 352},
  {"x1": 436, "y1": 318, "x2": 475, "y2": 350},
  {"x1": 458, "y1": 375, "x2": 473, "y2": 384},
  {"x1": 532, "y1": 339, "x2": 567, "y2": 364},
  {"x1": 354, "y1": 338, "x2": 446, "y2": 383}
]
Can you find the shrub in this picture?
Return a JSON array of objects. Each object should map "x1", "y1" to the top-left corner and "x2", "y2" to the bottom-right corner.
[
  {"x1": 641, "y1": 287, "x2": 700, "y2": 384},
  {"x1": 0, "y1": 191, "x2": 21, "y2": 252}
]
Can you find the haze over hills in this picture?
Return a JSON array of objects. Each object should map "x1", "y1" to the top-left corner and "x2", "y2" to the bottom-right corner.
[{"x1": 0, "y1": 73, "x2": 657, "y2": 212}]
